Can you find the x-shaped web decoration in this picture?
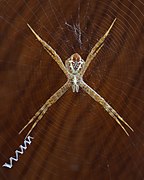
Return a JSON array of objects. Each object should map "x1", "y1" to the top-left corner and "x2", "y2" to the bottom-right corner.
[{"x1": 19, "y1": 18, "x2": 133, "y2": 138}]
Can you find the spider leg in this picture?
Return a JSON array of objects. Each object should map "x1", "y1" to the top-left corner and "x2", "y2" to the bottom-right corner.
[
  {"x1": 24, "y1": 107, "x2": 48, "y2": 138},
  {"x1": 27, "y1": 24, "x2": 69, "y2": 77},
  {"x1": 80, "y1": 81, "x2": 133, "y2": 136},
  {"x1": 19, "y1": 81, "x2": 70, "y2": 138},
  {"x1": 80, "y1": 18, "x2": 116, "y2": 76}
]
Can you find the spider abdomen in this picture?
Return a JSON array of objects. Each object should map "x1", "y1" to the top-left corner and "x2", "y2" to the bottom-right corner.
[{"x1": 65, "y1": 53, "x2": 85, "y2": 75}]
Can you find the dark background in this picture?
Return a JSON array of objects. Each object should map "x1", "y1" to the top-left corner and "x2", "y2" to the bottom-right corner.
[{"x1": 0, "y1": 0, "x2": 144, "y2": 179}]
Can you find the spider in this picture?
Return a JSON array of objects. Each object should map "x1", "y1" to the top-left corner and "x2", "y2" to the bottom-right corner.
[{"x1": 19, "y1": 18, "x2": 133, "y2": 138}]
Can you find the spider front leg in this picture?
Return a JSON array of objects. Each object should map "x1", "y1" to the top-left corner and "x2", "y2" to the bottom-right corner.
[
  {"x1": 19, "y1": 81, "x2": 71, "y2": 138},
  {"x1": 27, "y1": 24, "x2": 69, "y2": 77},
  {"x1": 80, "y1": 81, "x2": 133, "y2": 136},
  {"x1": 80, "y1": 18, "x2": 116, "y2": 76}
]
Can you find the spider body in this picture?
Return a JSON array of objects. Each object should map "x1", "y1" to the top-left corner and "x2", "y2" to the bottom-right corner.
[
  {"x1": 19, "y1": 19, "x2": 133, "y2": 138},
  {"x1": 65, "y1": 53, "x2": 85, "y2": 92}
]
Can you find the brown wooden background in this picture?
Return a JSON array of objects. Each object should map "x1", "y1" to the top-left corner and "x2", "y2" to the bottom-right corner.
[{"x1": 0, "y1": 0, "x2": 144, "y2": 179}]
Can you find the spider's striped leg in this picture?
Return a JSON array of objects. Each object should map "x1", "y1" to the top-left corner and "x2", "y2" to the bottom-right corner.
[
  {"x1": 19, "y1": 81, "x2": 71, "y2": 137},
  {"x1": 27, "y1": 24, "x2": 69, "y2": 77},
  {"x1": 80, "y1": 18, "x2": 116, "y2": 76},
  {"x1": 80, "y1": 81, "x2": 133, "y2": 136}
]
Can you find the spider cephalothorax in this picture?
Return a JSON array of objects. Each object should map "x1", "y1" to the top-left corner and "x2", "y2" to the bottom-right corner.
[{"x1": 65, "y1": 53, "x2": 85, "y2": 92}]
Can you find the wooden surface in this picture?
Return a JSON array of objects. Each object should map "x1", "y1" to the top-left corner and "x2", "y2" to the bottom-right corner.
[{"x1": 0, "y1": 0, "x2": 144, "y2": 179}]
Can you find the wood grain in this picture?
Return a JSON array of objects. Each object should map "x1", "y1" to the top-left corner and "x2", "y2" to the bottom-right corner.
[{"x1": 0, "y1": 0, "x2": 144, "y2": 179}]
